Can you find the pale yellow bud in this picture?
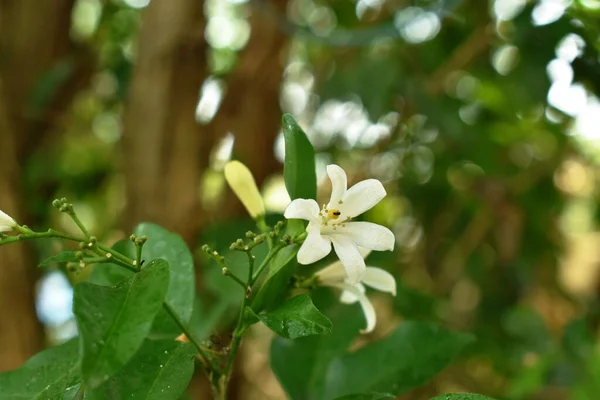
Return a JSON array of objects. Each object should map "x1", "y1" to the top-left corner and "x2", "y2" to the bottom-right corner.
[{"x1": 224, "y1": 161, "x2": 265, "y2": 219}]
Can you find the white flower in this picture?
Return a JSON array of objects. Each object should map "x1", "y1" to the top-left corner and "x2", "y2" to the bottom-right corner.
[
  {"x1": 284, "y1": 164, "x2": 395, "y2": 284},
  {"x1": 316, "y1": 248, "x2": 396, "y2": 333},
  {"x1": 0, "y1": 210, "x2": 17, "y2": 233},
  {"x1": 224, "y1": 160, "x2": 265, "y2": 220}
]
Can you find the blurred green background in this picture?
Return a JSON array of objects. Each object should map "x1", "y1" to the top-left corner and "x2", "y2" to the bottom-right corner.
[{"x1": 1, "y1": 0, "x2": 600, "y2": 398}]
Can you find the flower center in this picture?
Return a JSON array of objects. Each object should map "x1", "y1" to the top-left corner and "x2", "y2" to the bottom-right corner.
[
  {"x1": 327, "y1": 209, "x2": 341, "y2": 220},
  {"x1": 319, "y1": 205, "x2": 350, "y2": 230}
]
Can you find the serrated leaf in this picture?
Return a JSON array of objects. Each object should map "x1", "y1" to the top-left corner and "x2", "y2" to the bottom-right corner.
[
  {"x1": 38, "y1": 251, "x2": 81, "y2": 267},
  {"x1": 87, "y1": 340, "x2": 196, "y2": 400},
  {"x1": 282, "y1": 114, "x2": 317, "y2": 200},
  {"x1": 74, "y1": 259, "x2": 170, "y2": 387},
  {"x1": 334, "y1": 394, "x2": 394, "y2": 400},
  {"x1": 135, "y1": 223, "x2": 195, "y2": 335},
  {"x1": 430, "y1": 395, "x2": 498, "y2": 400},
  {"x1": 250, "y1": 294, "x2": 332, "y2": 339},
  {"x1": 0, "y1": 339, "x2": 80, "y2": 400},
  {"x1": 323, "y1": 322, "x2": 475, "y2": 398}
]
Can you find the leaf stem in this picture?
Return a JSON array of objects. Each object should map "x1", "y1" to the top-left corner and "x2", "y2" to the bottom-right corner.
[
  {"x1": 162, "y1": 302, "x2": 211, "y2": 364},
  {"x1": 223, "y1": 268, "x2": 247, "y2": 290},
  {"x1": 66, "y1": 211, "x2": 91, "y2": 238},
  {"x1": 251, "y1": 243, "x2": 285, "y2": 285}
]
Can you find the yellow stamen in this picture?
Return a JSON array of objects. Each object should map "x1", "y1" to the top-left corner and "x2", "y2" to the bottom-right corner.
[{"x1": 327, "y1": 209, "x2": 341, "y2": 220}]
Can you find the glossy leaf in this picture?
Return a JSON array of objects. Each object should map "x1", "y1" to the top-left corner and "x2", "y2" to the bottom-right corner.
[
  {"x1": 322, "y1": 322, "x2": 475, "y2": 398},
  {"x1": 429, "y1": 395, "x2": 498, "y2": 400},
  {"x1": 272, "y1": 307, "x2": 474, "y2": 400},
  {"x1": 135, "y1": 223, "x2": 195, "y2": 334},
  {"x1": 87, "y1": 340, "x2": 196, "y2": 400},
  {"x1": 251, "y1": 294, "x2": 332, "y2": 339},
  {"x1": 282, "y1": 113, "x2": 317, "y2": 200},
  {"x1": 0, "y1": 339, "x2": 80, "y2": 399},
  {"x1": 334, "y1": 394, "x2": 394, "y2": 400},
  {"x1": 250, "y1": 219, "x2": 304, "y2": 313},
  {"x1": 271, "y1": 291, "x2": 365, "y2": 400},
  {"x1": 74, "y1": 259, "x2": 170, "y2": 387}
]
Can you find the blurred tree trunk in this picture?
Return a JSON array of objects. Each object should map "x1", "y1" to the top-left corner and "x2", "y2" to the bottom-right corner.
[
  {"x1": 209, "y1": 0, "x2": 289, "y2": 220},
  {"x1": 122, "y1": 0, "x2": 209, "y2": 244},
  {"x1": 0, "y1": 0, "x2": 78, "y2": 370},
  {"x1": 0, "y1": 82, "x2": 42, "y2": 372}
]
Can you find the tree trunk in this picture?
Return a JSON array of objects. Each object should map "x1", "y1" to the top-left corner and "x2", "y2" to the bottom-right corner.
[
  {"x1": 211, "y1": 0, "x2": 288, "y2": 185},
  {"x1": 122, "y1": 0, "x2": 209, "y2": 244},
  {"x1": 0, "y1": 0, "x2": 80, "y2": 371},
  {"x1": 0, "y1": 80, "x2": 43, "y2": 371},
  {"x1": 209, "y1": 0, "x2": 289, "y2": 221}
]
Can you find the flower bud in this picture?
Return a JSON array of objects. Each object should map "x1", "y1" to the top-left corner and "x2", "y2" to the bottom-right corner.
[
  {"x1": 224, "y1": 160, "x2": 265, "y2": 220},
  {"x1": 0, "y1": 210, "x2": 17, "y2": 233}
]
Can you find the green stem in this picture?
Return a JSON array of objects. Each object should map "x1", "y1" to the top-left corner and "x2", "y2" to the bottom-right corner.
[
  {"x1": 162, "y1": 302, "x2": 211, "y2": 364},
  {"x1": 67, "y1": 211, "x2": 90, "y2": 238},
  {"x1": 246, "y1": 251, "x2": 255, "y2": 289},
  {"x1": 223, "y1": 269, "x2": 247, "y2": 289},
  {"x1": 213, "y1": 254, "x2": 246, "y2": 290},
  {"x1": 135, "y1": 244, "x2": 143, "y2": 267},
  {"x1": 74, "y1": 383, "x2": 86, "y2": 400},
  {"x1": 96, "y1": 242, "x2": 138, "y2": 270},
  {"x1": 251, "y1": 243, "x2": 285, "y2": 284},
  {"x1": 220, "y1": 297, "x2": 248, "y2": 397}
]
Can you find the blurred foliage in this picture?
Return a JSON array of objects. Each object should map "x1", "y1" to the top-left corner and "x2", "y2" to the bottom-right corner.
[{"x1": 22, "y1": 0, "x2": 600, "y2": 398}]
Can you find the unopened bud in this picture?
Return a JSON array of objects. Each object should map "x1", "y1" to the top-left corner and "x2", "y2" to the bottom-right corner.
[
  {"x1": 0, "y1": 210, "x2": 17, "y2": 233},
  {"x1": 224, "y1": 161, "x2": 265, "y2": 220}
]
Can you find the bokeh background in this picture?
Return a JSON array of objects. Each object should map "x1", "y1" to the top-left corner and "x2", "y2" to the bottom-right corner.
[{"x1": 2, "y1": 0, "x2": 600, "y2": 398}]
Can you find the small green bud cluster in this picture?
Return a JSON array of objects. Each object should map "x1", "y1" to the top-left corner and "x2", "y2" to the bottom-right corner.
[
  {"x1": 229, "y1": 232, "x2": 267, "y2": 252},
  {"x1": 52, "y1": 198, "x2": 74, "y2": 214}
]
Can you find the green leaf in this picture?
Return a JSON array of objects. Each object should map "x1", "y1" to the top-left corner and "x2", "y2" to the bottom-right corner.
[
  {"x1": 334, "y1": 394, "x2": 394, "y2": 400},
  {"x1": 38, "y1": 251, "x2": 81, "y2": 267},
  {"x1": 282, "y1": 113, "x2": 317, "y2": 200},
  {"x1": 272, "y1": 303, "x2": 474, "y2": 400},
  {"x1": 322, "y1": 322, "x2": 475, "y2": 398},
  {"x1": 88, "y1": 240, "x2": 135, "y2": 286},
  {"x1": 251, "y1": 294, "x2": 332, "y2": 339},
  {"x1": 87, "y1": 340, "x2": 196, "y2": 400},
  {"x1": 250, "y1": 219, "x2": 304, "y2": 313},
  {"x1": 429, "y1": 395, "x2": 498, "y2": 400},
  {"x1": 271, "y1": 291, "x2": 365, "y2": 400},
  {"x1": 0, "y1": 339, "x2": 80, "y2": 399},
  {"x1": 135, "y1": 223, "x2": 195, "y2": 334},
  {"x1": 73, "y1": 259, "x2": 170, "y2": 387},
  {"x1": 250, "y1": 242, "x2": 299, "y2": 313}
]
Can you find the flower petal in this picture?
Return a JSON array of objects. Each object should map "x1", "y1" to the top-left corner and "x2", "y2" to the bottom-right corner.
[
  {"x1": 315, "y1": 260, "x2": 346, "y2": 284},
  {"x1": 363, "y1": 267, "x2": 396, "y2": 296},
  {"x1": 340, "y1": 282, "x2": 365, "y2": 304},
  {"x1": 0, "y1": 210, "x2": 16, "y2": 232},
  {"x1": 329, "y1": 234, "x2": 365, "y2": 285},
  {"x1": 358, "y1": 247, "x2": 372, "y2": 259},
  {"x1": 284, "y1": 199, "x2": 320, "y2": 224},
  {"x1": 326, "y1": 164, "x2": 347, "y2": 207},
  {"x1": 339, "y1": 179, "x2": 386, "y2": 217},
  {"x1": 341, "y1": 222, "x2": 395, "y2": 251},
  {"x1": 334, "y1": 283, "x2": 376, "y2": 334},
  {"x1": 297, "y1": 231, "x2": 332, "y2": 265}
]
